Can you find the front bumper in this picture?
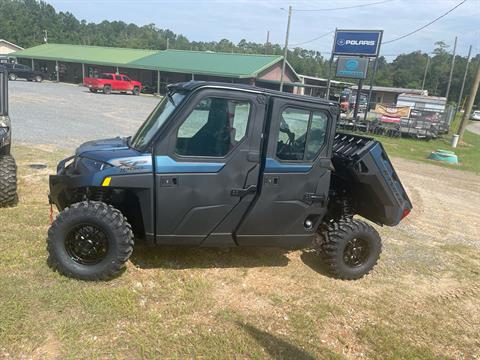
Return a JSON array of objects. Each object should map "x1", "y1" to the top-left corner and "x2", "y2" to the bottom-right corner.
[{"x1": 49, "y1": 156, "x2": 115, "y2": 210}]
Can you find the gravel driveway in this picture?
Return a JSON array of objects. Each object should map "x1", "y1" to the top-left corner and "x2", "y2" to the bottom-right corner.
[
  {"x1": 466, "y1": 120, "x2": 480, "y2": 135},
  {"x1": 9, "y1": 80, "x2": 159, "y2": 149}
]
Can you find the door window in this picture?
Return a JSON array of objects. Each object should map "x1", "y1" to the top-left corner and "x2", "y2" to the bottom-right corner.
[
  {"x1": 305, "y1": 111, "x2": 328, "y2": 160},
  {"x1": 115, "y1": 75, "x2": 122, "y2": 80},
  {"x1": 175, "y1": 97, "x2": 251, "y2": 157},
  {"x1": 276, "y1": 107, "x2": 328, "y2": 161}
]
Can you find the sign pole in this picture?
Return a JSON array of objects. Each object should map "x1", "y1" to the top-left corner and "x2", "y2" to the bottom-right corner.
[
  {"x1": 363, "y1": 30, "x2": 382, "y2": 122},
  {"x1": 353, "y1": 78, "x2": 363, "y2": 122}
]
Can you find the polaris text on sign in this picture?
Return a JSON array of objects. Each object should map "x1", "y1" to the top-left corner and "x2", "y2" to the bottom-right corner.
[{"x1": 333, "y1": 30, "x2": 383, "y2": 57}]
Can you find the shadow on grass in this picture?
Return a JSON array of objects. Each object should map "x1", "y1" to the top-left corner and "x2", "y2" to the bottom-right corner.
[
  {"x1": 130, "y1": 244, "x2": 290, "y2": 270},
  {"x1": 300, "y1": 249, "x2": 331, "y2": 277},
  {"x1": 237, "y1": 321, "x2": 316, "y2": 360}
]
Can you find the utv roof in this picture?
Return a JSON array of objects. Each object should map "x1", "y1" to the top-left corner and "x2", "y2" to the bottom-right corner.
[{"x1": 168, "y1": 81, "x2": 337, "y2": 107}]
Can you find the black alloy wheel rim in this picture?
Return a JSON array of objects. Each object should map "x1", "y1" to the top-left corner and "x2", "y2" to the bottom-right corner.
[
  {"x1": 65, "y1": 224, "x2": 109, "y2": 265},
  {"x1": 343, "y1": 237, "x2": 369, "y2": 267}
]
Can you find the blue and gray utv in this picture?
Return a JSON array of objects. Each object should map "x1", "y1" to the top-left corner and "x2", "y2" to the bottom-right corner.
[{"x1": 48, "y1": 82, "x2": 412, "y2": 280}]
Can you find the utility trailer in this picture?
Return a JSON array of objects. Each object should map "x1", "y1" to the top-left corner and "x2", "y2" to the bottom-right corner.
[
  {"x1": 0, "y1": 65, "x2": 17, "y2": 207},
  {"x1": 47, "y1": 81, "x2": 412, "y2": 281}
]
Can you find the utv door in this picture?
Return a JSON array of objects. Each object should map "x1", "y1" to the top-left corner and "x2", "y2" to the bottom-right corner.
[
  {"x1": 235, "y1": 97, "x2": 336, "y2": 248},
  {"x1": 153, "y1": 88, "x2": 266, "y2": 246}
]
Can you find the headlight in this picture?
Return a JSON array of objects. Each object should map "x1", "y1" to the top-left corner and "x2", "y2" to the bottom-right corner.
[{"x1": 77, "y1": 157, "x2": 113, "y2": 172}]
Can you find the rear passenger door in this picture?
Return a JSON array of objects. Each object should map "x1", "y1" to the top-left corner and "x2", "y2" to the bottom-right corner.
[{"x1": 235, "y1": 97, "x2": 335, "y2": 248}]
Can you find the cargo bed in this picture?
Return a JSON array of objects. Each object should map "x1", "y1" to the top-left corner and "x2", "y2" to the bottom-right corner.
[{"x1": 331, "y1": 132, "x2": 412, "y2": 226}]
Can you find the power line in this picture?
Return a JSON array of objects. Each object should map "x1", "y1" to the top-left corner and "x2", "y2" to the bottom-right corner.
[
  {"x1": 382, "y1": 0, "x2": 467, "y2": 44},
  {"x1": 293, "y1": 0, "x2": 393, "y2": 12},
  {"x1": 289, "y1": 30, "x2": 334, "y2": 47}
]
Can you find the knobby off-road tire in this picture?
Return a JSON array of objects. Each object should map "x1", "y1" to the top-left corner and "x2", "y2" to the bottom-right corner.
[
  {"x1": 320, "y1": 219, "x2": 381, "y2": 280},
  {"x1": 47, "y1": 201, "x2": 134, "y2": 280},
  {"x1": 0, "y1": 155, "x2": 17, "y2": 207}
]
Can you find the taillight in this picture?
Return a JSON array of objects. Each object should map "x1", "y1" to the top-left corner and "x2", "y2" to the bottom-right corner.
[{"x1": 401, "y1": 208, "x2": 411, "y2": 220}]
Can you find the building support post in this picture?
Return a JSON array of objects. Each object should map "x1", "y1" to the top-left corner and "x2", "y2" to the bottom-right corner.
[
  {"x1": 157, "y1": 70, "x2": 161, "y2": 96},
  {"x1": 82, "y1": 63, "x2": 85, "y2": 82},
  {"x1": 55, "y1": 60, "x2": 59, "y2": 82},
  {"x1": 31, "y1": 58, "x2": 34, "y2": 70}
]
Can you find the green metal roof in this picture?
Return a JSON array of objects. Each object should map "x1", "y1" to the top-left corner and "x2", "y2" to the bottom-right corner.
[
  {"x1": 13, "y1": 43, "x2": 284, "y2": 78},
  {"x1": 132, "y1": 50, "x2": 282, "y2": 78},
  {"x1": 13, "y1": 43, "x2": 158, "y2": 67}
]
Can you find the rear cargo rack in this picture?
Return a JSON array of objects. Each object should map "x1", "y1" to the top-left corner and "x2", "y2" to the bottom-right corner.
[{"x1": 331, "y1": 132, "x2": 412, "y2": 226}]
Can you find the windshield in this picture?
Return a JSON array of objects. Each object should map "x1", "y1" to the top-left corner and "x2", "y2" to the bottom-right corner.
[{"x1": 130, "y1": 92, "x2": 186, "y2": 150}]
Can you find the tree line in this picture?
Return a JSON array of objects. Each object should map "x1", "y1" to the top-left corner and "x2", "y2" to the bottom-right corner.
[{"x1": 0, "y1": 0, "x2": 478, "y2": 104}]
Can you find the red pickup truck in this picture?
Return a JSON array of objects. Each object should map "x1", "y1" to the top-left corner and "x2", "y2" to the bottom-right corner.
[{"x1": 83, "y1": 73, "x2": 142, "y2": 95}]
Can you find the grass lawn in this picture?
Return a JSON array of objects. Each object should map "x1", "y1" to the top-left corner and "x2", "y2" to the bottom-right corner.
[
  {"x1": 0, "y1": 145, "x2": 478, "y2": 359},
  {"x1": 358, "y1": 114, "x2": 480, "y2": 174}
]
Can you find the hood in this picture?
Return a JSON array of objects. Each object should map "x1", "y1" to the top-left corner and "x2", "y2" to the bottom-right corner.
[{"x1": 76, "y1": 137, "x2": 146, "y2": 163}]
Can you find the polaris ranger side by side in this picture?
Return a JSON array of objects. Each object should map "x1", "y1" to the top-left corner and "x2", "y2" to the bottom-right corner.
[
  {"x1": 0, "y1": 66, "x2": 17, "y2": 207},
  {"x1": 48, "y1": 82, "x2": 412, "y2": 281}
]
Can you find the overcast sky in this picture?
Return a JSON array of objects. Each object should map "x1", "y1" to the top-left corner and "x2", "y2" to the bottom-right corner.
[{"x1": 47, "y1": 0, "x2": 479, "y2": 58}]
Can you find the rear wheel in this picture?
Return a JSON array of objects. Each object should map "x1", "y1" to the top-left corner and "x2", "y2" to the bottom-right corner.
[
  {"x1": 47, "y1": 201, "x2": 134, "y2": 280},
  {"x1": 0, "y1": 155, "x2": 17, "y2": 207},
  {"x1": 132, "y1": 86, "x2": 140, "y2": 96},
  {"x1": 103, "y1": 85, "x2": 112, "y2": 95},
  {"x1": 319, "y1": 219, "x2": 381, "y2": 280},
  {"x1": 34, "y1": 75, "x2": 43, "y2": 82},
  {"x1": 8, "y1": 73, "x2": 17, "y2": 81}
]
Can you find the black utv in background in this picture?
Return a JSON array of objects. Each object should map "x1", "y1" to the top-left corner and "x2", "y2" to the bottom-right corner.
[
  {"x1": 48, "y1": 81, "x2": 412, "y2": 281},
  {"x1": 0, "y1": 66, "x2": 18, "y2": 206},
  {"x1": 4, "y1": 63, "x2": 43, "y2": 82}
]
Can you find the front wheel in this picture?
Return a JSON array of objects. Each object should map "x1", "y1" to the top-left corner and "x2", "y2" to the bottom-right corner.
[
  {"x1": 319, "y1": 219, "x2": 381, "y2": 280},
  {"x1": 34, "y1": 75, "x2": 43, "y2": 82},
  {"x1": 103, "y1": 85, "x2": 112, "y2": 94},
  {"x1": 47, "y1": 201, "x2": 134, "y2": 280},
  {"x1": 132, "y1": 86, "x2": 140, "y2": 96},
  {"x1": 8, "y1": 73, "x2": 17, "y2": 81}
]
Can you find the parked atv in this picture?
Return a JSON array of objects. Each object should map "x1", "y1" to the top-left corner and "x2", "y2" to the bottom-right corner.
[
  {"x1": 0, "y1": 66, "x2": 17, "y2": 207},
  {"x1": 48, "y1": 81, "x2": 412, "y2": 281}
]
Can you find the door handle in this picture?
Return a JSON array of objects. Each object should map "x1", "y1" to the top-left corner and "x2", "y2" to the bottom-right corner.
[
  {"x1": 159, "y1": 176, "x2": 178, "y2": 187},
  {"x1": 231, "y1": 185, "x2": 257, "y2": 197}
]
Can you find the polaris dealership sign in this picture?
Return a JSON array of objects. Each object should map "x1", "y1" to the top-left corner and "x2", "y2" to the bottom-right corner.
[
  {"x1": 333, "y1": 30, "x2": 383, "y2": 57},
  {"x1": 336, "y1": 57, "x2": 369, "y2": 79}
]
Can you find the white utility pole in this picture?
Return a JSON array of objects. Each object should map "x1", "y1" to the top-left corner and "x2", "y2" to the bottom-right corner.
[
  {"x1": 445, "y1": 36, "x2": 457, "y2": 101},
  {"x1": 279, "y1": 6, "x2": 292, "y2": 92}
]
